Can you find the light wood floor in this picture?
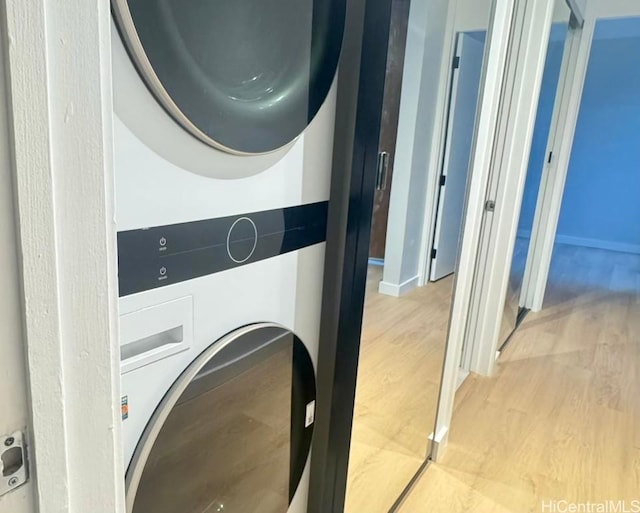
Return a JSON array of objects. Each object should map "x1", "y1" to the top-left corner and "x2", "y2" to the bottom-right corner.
[
  {"x1": 397, "y1": 244, "x2": 640, "y2": 512},
  {"x1": 345, "y1": 266, "x2": 453, "y2": 513}
]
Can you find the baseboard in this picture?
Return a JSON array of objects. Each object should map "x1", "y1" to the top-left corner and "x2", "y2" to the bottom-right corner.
[
  {"x1": 555, "y1": 235, "x2": 640, "y2": 255},
  {"x1": 428, "y1": 427, "x2": 449, "y2": 462},
  {"x1": 517, "y1": 230, "x2": 640, "y2": 255},
  {"x1": 378, "y1": 275, "x2": 420, "y2": 297},
  {"x1": 456, "y1": 368, "x2": 469, "y2": 389}
]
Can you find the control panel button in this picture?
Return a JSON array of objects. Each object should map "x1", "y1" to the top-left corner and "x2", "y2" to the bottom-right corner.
[{"x1": 227, "y1": 217, "x2": 258, "y2": 264}]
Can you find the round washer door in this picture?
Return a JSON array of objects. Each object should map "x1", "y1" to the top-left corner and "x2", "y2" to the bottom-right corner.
[
  {"x1": 125, "y1": 324, "x2": 316, "y2": 513},
  {"x1": 112, "y1": 0, "x2": 345, "y2": 155}
]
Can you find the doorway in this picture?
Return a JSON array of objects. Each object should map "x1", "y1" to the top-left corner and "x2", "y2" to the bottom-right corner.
[
  {"x1": 457, "y1": 0, "x2": 588, "y2": 375},
  {"x1": 501, "y1": 11, "x2": 640, "y2": 346},
  {"x1": 534, "y1": 15, "x2": 640, "y2": 311},
  {"x1": 438, "y1": 4, "x2": 579, "y2": 373},
  {"x1": 498, "y1": 19, "x2": 572, "y2": 351},
  {"x1": 430, "y1": 31, "x2": 485, "y2": 282}
]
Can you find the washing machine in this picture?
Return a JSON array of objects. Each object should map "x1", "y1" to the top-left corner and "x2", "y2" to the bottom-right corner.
[{"x1": 111, "y1": 1, "x2": 345, "y2": 512}]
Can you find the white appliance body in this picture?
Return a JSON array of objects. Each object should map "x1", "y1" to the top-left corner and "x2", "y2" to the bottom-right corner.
[
  {"x1": 119, "y1": 245, "x2": 326, "y2": 513},
  {"x1": 111, "y1": 1, "x2": 344, "y2": 511}
]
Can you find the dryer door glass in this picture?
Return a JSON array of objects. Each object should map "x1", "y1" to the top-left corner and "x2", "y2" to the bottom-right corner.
[
  {"x1": 126, "y1": 326, "x2": 316, "y2": 513},
  {"x1": 112, "y1": 0, "x2": 345, "y2": 154}
]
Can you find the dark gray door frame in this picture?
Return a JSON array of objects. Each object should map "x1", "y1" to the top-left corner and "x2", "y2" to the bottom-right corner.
[{"x1": 309, "y1": 0, "x2": 395, "y2": 511}]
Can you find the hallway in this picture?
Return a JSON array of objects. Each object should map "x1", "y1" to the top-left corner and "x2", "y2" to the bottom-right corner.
[{"x1": 398, "y1": 244, "x2": 640, "y2": 512}]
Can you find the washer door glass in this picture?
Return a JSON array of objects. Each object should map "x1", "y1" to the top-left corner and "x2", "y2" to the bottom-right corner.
[
  {"x1": 112, "y1": 0, "x2": 345, "y2": 154},
  {"x1": 126, "y1": 325, "x2": 316, "y2": 513}
]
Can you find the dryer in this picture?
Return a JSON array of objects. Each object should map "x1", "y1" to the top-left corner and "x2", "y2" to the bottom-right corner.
[{"x1": 111, "y1": 1, "x2": 345, "y2": 512}]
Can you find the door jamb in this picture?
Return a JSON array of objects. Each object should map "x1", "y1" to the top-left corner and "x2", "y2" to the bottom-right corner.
[
  {"x1": 417, "y1": 3, "x2": 459, "y2": 287},
  {"x1": 431, "y1": 0, "x2": 517, "y2": 456},
  {"x1": 519, "y1": 0, "x2": 640, "y2": 311},
  {"x1": 520, "y1": 14, "x2": 594, "y2": 311},
  {"x1": 428, "y1": 33, "x2": 464, "y2": 283},
  {"x1": 461, "y1": 0, "x2": 557, "y2": 377},
  {"x1": 3, "y1": 1, "x2": 125, "y2": 512}
]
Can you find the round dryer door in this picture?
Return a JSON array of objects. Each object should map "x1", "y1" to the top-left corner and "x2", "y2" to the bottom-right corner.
[
  {"x1": 125, "y1": 324, "x2": 316, "y2": 513},
  {"x1": 112, "y1": 0, "x2": 345, "y2": 155}
]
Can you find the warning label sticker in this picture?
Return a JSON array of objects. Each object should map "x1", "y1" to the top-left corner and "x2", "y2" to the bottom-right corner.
[{"x1": 121, "y1": 396, "x2": 129, "y2": 421}]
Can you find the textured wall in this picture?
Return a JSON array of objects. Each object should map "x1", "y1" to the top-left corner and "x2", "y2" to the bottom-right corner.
[{"x1": 0, "y1": 19, "x2": 34, "y2": 513}]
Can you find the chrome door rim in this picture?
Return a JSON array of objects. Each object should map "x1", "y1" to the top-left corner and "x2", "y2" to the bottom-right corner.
[
  {"x1": 112, "y1": 0, "x2": 253, "y2": 156},
  {"x1": 125, "y1": 322, "x2": 289, "y2": 512},
  {"x1": 112, "y1": 0, "x2": 345, "y2": 156}
]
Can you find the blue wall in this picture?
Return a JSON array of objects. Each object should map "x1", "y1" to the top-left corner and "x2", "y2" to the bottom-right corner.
[{"x1": 519, "y1": 24, "x2": 640, "y2": 253}]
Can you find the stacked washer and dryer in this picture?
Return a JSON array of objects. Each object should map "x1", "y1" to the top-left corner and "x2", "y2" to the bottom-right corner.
[{"x1": 110, "y1": 1, "x2": 345, "y2": 512}]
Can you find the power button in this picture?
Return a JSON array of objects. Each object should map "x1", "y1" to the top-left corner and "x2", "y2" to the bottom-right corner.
[{"x1": 226, "y1": 217, "x2": 258, "y2": 264}]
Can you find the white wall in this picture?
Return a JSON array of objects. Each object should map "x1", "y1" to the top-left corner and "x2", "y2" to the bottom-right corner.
[
  {"x1": 381, "y1": 0, "x2": 456, "y2": 294},
  {"x1": 574, "y1": 0, "x2": 588, "y2": 15},
  {"x1": 455, "y1": 0, "x2": 572, "y2": 33},
  {"x1": 456, "y1": 0, "x2": 493, "y2": 32},
  {"x1": 454, "y1": 0, "x2": 578, "y2": 33},
  {"x1": 0, "y1": 26, "x2": 34, "y2": 513},
  {"x1": 592, "y1": 0, "x2": 640, "y2": 18}
]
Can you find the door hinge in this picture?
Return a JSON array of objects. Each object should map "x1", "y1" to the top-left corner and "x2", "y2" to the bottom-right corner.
[
  {"x1": 452, "y1": 56, "x2": 460, "y2": 69},
  {"x1": 485, "y1": 200, "x2": 496, "y2": 212},
  {"x1": 439, "y1": 174, "x2": 446, "y2": 187},
  {"x1": 431, "y1": 248, "x2": 437, "y2": 259},
  {"x1": 547, "y1": 151, "x2": 553, "y2": 164}
]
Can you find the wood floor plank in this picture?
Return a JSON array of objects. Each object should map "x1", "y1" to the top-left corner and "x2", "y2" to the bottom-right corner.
[
  {"x1": 345, "y1": 267, "x2": 453, "y2": 513},
  {"x1": 395, "y1": 245, "x2": 640, "y2": 512}
]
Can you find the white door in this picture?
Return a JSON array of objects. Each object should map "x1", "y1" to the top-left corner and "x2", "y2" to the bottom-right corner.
[
  {"x1": 430, "y1": 32, "x2": 485, "y2": 281},
  {"x1": 0, "y1": 32, "x2": 33, "y2": 511}
]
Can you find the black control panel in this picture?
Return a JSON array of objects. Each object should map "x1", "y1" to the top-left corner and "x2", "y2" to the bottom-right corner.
[{"x1": 117, "y1": 202, "x2": 328, "y2": 297}]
